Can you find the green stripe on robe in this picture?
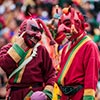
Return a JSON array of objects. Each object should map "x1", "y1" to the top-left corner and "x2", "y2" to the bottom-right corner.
[{"x1": 58, "y1": 36, "x2": 91, "y2": 85}]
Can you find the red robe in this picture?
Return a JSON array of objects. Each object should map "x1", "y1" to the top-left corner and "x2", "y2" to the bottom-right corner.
[
  {"x1": 0, "y1": 43, "x2": 56, "y2": 100},
  {"x1": 56, "y1": 35, "x2": 100, "y2": 100}
]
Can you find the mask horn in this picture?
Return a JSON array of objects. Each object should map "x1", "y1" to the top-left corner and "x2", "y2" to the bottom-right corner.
[{"x1": 37, "y1": 18, "x2": 56, "y2": 45}]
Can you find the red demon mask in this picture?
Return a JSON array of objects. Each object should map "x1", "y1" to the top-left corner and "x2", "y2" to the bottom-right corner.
[
  {"x1": 19, "y1": 18, "x2": 56, "y2": 48},
  {"x1": 56, "y1": 6, "x2": 88, "y2": 42}
]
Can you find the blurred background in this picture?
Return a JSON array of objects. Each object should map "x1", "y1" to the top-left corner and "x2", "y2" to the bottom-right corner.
[{"x1": 0, "y1": 0, "x2": 100, "y2": 99}]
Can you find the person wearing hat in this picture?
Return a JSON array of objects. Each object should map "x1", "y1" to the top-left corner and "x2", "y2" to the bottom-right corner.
[
  {"x1": 52, "y1": 6, "x2": 100, "y2": 100},
  {"x1": 0, "y1": 18, "x2": 56, "y2": 100}
]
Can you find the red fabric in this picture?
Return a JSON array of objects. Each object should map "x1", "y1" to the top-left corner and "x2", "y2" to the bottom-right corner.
[
  {"x1": 0, "y1": 43, "x2": 56, "y2": 100},
  {"x1": 56, "y1": 35, "x2": 100, "y2": 100}
]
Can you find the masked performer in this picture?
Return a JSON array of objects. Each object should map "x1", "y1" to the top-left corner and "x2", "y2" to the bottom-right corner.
[
  {"x1": 0, "y1": 18, "x2": 56, "y2": 100},
  {"x1": 52, "y1": 6, "x2": 100, "y2": 100}
]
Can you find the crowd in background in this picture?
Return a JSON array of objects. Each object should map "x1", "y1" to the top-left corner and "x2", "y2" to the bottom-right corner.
[{"x1": 0, "y1": 0, "x2": 100, "y2": 99}]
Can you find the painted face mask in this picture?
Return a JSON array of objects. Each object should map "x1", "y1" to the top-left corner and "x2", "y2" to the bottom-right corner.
[
  {"x1": 19, "y1": 18, "x2": 56, "y2": 48},
  {"x1": 19, "y1": 18, "x2": 42, "y2": 48},
  {"x1": 55, "y1": 6, "x2": 88, "y2": 43}
]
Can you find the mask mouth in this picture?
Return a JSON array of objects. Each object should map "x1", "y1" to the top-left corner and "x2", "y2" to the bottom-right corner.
[
  {"x1": 65, "y1": 32, "x2": 72, "y2": 39},
  {"x1": 63, "y1": 28, "x2": 72, "y2": 40},
  {"x1": 24, "y1": 33, "x2": 40, "y2": 48},
  {"x1": 26, "y1": 31, "x2": 42, "y2": 42},
  {"x1": 30, "y1": 36, "x2": 38, "y2": 44}
]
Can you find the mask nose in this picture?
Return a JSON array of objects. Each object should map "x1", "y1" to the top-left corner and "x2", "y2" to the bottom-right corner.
[
  {"x1": 35, "y1": 32, "x2": 41, "y2": 40},
  {"x1": 58, "y1": 24, "x2": 70, "y2": 34}
]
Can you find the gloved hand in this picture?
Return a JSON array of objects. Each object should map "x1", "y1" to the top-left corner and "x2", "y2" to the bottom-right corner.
[{"x1": 30, "y1": 91, "x2": 47, "y2": 100}]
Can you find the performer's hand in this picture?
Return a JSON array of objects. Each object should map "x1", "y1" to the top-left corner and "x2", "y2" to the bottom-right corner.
[
  {"x1": 15, "y1": 32, "x2": 29, "y2": 51},
  {"x1": 31, "y1": 91, "x2": 48, "y2": 100}
]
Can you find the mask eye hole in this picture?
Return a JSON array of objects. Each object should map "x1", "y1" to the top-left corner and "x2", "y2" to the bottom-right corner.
[
  {"x1": 31, "y1": 25, "x2": 43, "y2": 34},
  {"x1": 31, "y1": 25, "x2": 38, "y2": 32},
  {"x1": 63, "y1": 19, "x2": 71, "y2": 27}
]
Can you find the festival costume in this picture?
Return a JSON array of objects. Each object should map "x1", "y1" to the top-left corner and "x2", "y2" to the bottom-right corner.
[
  {"x1": 56, "y1": 34, "x2": 99, "y2": 100},
  {"x1": 0, "y1": 42, "x2": 55, "y2": 100},
  {"x1": 0, "y1": 18, "x2": 56, "y2": 100},
  {"x1": 52, "y1": 6, "x2": 100, "y2": 100}
]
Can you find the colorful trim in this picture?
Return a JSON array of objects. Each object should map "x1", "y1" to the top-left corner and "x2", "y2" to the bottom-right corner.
[
  {"x1": 14, "y1": 49, "x2": 32, "y2": 83},
  {"x1": 24, "y1": 90, "x2": 33, "y2": 100},
  {"x1": 14, "y1": 70, "x2": 20, "y2": 83},
  {"x1": 44, "y1": 85, "x2": 54, "y2": 93},
  {"x1": 16, "y1": 66, "x2": 25, "y2": 83},
  {"x1": 18, "y1": 49, "x2": 31, "y2": 65},
  {"x1": 43, "y1": 85, "x2": 54, "y2": 100},
  {"x1": 83, "y1": 89, "x2": 95, "y2": 97},
  {"x1": 43, "y1": 89, "x2": 52, "y2": 100},
  {"x1": 83, "y1": 95, "x2": 94, "y2": 100},
  {"x1": 9, "y1": 43, "x2": 40, "y2": 81},
  {"x1": 58, "y1": 36, "x2": 91, "y2": 85},
  {"x1": 7, "y1": 47, "x2": 21, "y2": 63},
  {"x1": 13, "y1": 43, "x2": 26, "y2": 58}
]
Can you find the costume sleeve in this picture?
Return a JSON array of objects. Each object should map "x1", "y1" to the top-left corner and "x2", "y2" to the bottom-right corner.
[
  {"x1": 0, "y1": 43, "x2": 26, "y2": 76},
  {"x1": 83, "y1": 41, "x2": 100, "y2": 100},
  {"x1": 41, "y1": 46, "x2": 56, "y2": 99}
]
